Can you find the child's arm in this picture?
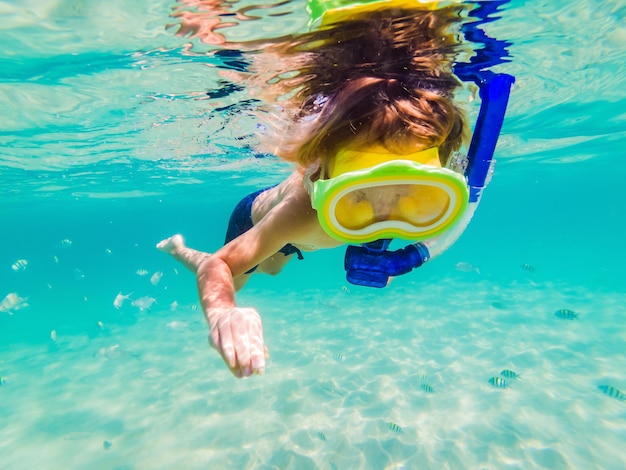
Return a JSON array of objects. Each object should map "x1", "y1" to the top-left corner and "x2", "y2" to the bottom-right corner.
[{"x1": 198, "y1": 192, "x2": 318, "y2": 377}]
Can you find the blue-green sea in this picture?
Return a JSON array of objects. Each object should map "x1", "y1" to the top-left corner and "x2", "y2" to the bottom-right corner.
[{"x1": 1, "y1": 1, "x2": 625, "y2": 468}]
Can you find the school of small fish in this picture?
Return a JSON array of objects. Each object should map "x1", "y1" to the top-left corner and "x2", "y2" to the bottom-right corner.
[
  {"x1": 488, "y1": 368, "x2": 522, "y2": 389},
  {"x1": 6, "y1": 231, "x2": 617, "y2": 438}
]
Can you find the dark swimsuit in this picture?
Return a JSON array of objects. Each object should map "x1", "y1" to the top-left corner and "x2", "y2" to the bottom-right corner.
[{"x1": 224, "y1": 186, "x2": 304, "y2": 274}]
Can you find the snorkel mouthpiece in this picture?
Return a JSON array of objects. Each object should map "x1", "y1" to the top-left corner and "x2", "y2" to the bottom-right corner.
[{"x1": 345, "y1": 240, "x2": 431, "y2": 288}]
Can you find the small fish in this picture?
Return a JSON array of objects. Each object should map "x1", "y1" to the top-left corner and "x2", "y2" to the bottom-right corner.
[
  {"x1": 150, "y1": 271, "x2": 163, "y2": 286},
  {"x1": 11, "y1": 259, "x2": 28, "y2": 271},
  {"x1": 341, "y1": 285, "x2": 350, "y2": 294},
  {"x1": 0, "y1": 293, "x2": 29, "y2": 315},
  {"x1": 103, "y1": 440, "x2": 113, "y2": 450},
  {"x1": 60, "y1": 239, "x2": 73, "y2": 248},
  {"x1": 173, "y1": 268, "x2": 179, "y2": 275},
  {"x1": 74, "y1": 268, "x2": 85, "y2": 280},
  {"x1": 491, "y1": 301, "x2": 507, "y2": 310},
  {"x1": 53, "y1": 255, "x2": 59, "y2": 264},
  {"x1": 166, "y1": 321, "x2": 192, "y2": 332},
  {"x1": 555, "y1": 308, "x2": 578, "y2": 320},
  {"x1": 500, "y1": 369, "x2": 520, "y2": 380},
  {"x1": 421, "y1": 383, "x2": 435, "y2": 393},
  {"x1": 454, "y1": 262, "x2": 480, "y2": 274},
  {"x1": 520, "y1": 263, "x2": 536, "y2": 272},
  {"x1": 95, "y1": 344, "x2": 139, "y2": 359},
  {"x1": 136, "y1": 269, "x2": 149, "y2": 276},
  {"x1": 104, "y1": 248, "x2": 113, "y2": 256},
  {"x1": 316, "y1": 432, "x2": 327, "y2": 442},
  {"x1": 113, "y1": 292, "x2": 133, "y2": 309},
  {"x1": 332, "y1": 353, "x2": 345, "y2": 362},
  {"x1": 97, "y1": 321, "x2": 104, "y2": 330},
  {"x1": 387, "y1": 422, "x2": 403, "y2": 433},
  {"x1": 50, "y1": 330, "x2": 57, "y2": 341},
  {"x1": 131, "y1": 296, "x2": 157, "y2": 311},
  {"x1": 598, "y1": 385, "x2": 626, "y2": 401},
  {"x1": 170, "y1": 300, "x2": 178, "y2": 312},
  {"x1": 488, "y1": 376, "x2": 507, "y2": 388},
  {"x1": 0, "y1": 377, "x2": 7, "y2": 385}
]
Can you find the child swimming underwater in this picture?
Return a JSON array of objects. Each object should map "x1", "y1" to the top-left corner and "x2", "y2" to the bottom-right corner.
[{"x1": 158, "y1": 3, "x2": 479, "y2": 378}]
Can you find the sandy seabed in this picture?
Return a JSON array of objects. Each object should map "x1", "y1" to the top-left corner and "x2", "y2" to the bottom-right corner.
[{"x1": 1, "y1": 277, "x2": 625, "y2": 470}]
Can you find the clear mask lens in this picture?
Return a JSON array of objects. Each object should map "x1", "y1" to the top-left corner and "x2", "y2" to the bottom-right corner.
[{"x1": 334, "y1": 183, "x2": 452, "y2": 230}]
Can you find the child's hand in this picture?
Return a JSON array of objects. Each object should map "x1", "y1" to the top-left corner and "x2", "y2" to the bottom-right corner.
[{"x1": 205, "y1": 307, "x2": 267, "y2": 378}]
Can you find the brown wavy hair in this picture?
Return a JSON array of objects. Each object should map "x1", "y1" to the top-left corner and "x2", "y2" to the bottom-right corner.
[{"x1": 257, "y1": 6, "x2": 471, "y2": 167}]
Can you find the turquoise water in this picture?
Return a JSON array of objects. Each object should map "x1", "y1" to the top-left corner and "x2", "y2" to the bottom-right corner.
[{"x1": 1, "y1": 1, "x2": 625, "y2": 468}]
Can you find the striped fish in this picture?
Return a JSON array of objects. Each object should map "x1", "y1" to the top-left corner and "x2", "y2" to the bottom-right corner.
[
  {"x1": 0, "y1": 377, "x2": 7, "y2": 385},
  {"x1": 555, "y1": 309, "x2": 578, "y2": 320},
  {"x1": 520, "y1": 263, "x2": 536, "y2": 272},
  {"x1": 332, "y1": 353, "x2": 345, "y2": 362},
  {"x1": 421, "y1": 383, "x2": 435, "y2": 393},
  {"x1": 387, "y1": 422, "x2": 403, "y2": 433},
  {"x1": 316, "y1": 432, "x2": 327, "y2": 442},
  {"x1": 500, "y1": 369, "x2": 520, "y2": 379},
  {"x1": 488, "y1": 376, "x2": 507, "y2": 388},
  {"x1": 598, "y1": 385, "x2": 626, "y2": 401},
  {"x1": 11, "y1": 259, "x2": 28, "y2": 272}
]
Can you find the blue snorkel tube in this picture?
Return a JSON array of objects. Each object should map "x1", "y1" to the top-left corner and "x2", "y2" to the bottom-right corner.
[{"x1": 344, "y1": 1, "x2": 515, "y2": 288}]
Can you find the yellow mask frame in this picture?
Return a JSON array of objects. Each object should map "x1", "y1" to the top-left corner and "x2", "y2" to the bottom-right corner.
[{"x1": 309, "y1": 147, "x2": 470, "y2": 243}]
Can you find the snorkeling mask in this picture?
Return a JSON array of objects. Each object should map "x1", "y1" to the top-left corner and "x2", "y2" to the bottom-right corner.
[{"x1": 309, "y1": 146, "x2": 470, "y2": 244}]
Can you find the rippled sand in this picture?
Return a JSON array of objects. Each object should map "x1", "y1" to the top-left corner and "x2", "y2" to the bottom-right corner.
[{"x1": 1, "y1": 276, "x2": 625, "y2": 469}]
